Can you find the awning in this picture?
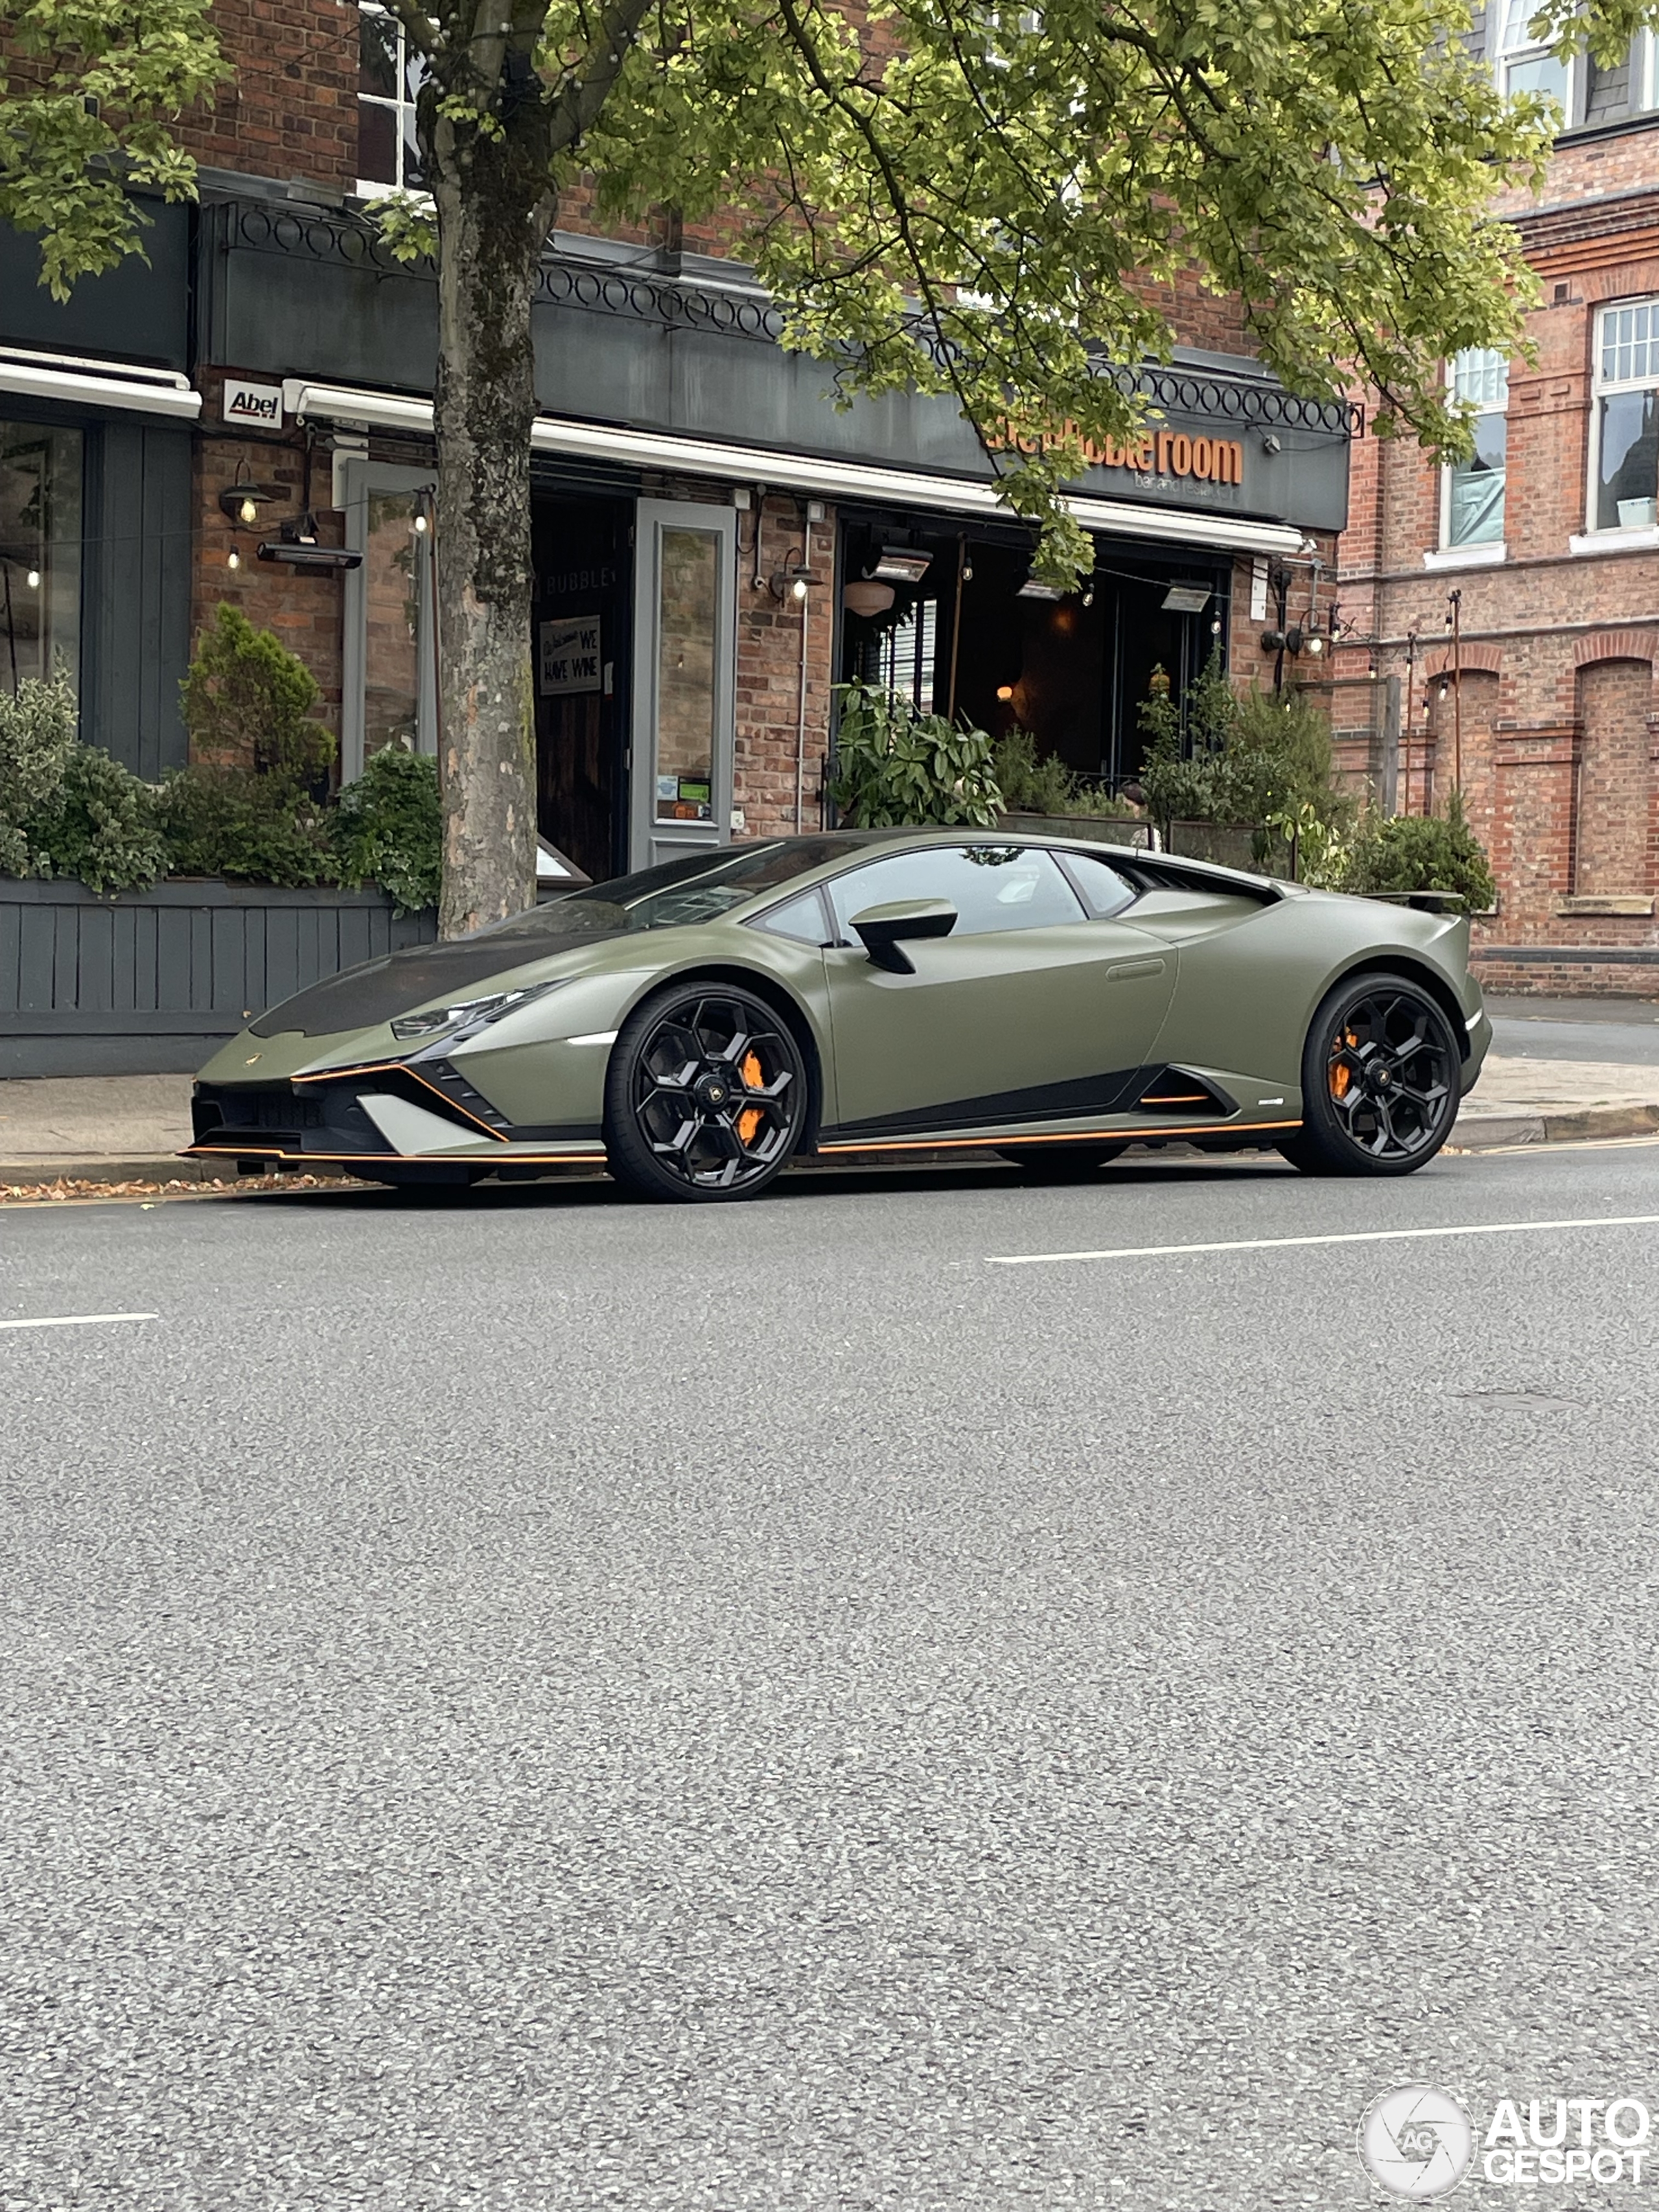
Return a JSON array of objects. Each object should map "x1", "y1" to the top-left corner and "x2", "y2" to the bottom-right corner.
[
  {"x1": 283, "y1": 378, "x2": 1308, "y2": 557},
  {"x1": 0, "y1": 347, "x2": 201, "y2": 421}
]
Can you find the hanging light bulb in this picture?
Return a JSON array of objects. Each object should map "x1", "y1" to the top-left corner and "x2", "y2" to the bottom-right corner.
[
  {"x1": 26, "y1": 568, "x2": 40, "y2": 589},
  {"x1": 238, "y1": 493, "x2": 259, "y2": 526},
  {"x1": 413, "y1": 512, "x2": 429, "y2": 535},
  {"x1": 227, "y1": 549, "x2": 240, "y2": 570}
]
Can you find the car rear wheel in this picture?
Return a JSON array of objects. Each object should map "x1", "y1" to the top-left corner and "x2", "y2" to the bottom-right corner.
[
  {"x1": 1279, "y1": 972, "x2": 1460, "y2": 1177},
  {"x1": 604, "y1": 981, "x2": 808, "y2": 1202},
  {"x1": 995, "y1": 1141, "x2": 1127, "y2": 1180}
]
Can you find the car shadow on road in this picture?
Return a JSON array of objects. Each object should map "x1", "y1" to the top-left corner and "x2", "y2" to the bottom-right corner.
[{"x1": 226, "y1": 1150, "x2": 1300, "y2": 1213}]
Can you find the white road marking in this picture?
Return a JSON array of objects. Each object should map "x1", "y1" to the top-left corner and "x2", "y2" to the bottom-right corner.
[
  {"x1": 0, "y1": 1311, "x2": 157, "y2": 1332},
  {"x1": 986, "y1": 1213, "x2": 1659, "y2": 1268}
]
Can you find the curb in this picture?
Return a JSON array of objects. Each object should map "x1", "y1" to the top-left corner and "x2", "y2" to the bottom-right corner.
[
  {"x1": 0, "y1": 1156, "x2": 358, "y2": 1189},
  {"x1": 1450, "y1": 1102, "x2": 1659, "y2": 1150}
]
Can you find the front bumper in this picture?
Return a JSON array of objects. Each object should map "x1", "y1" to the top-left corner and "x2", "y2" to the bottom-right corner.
[{"x1": 187, "y1": 1064, "x2": 604, "y2": 1169}]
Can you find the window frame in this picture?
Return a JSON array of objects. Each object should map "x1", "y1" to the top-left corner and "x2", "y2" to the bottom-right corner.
[
  {"x1": 1494, "y1": 0, "x2": 1578, "y2": 114},
  {"x1": 1585, "y1": 296, "x2": 1659, "y2": 538},
  {"x1": 1439, "y1": 347, "x2": 1511, "y2": 555},
  {"x1": 356, "y1": 1, "x2": 424, "y2": 198}
]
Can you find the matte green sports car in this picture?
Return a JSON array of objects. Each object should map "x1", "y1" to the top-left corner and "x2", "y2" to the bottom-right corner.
[{"x1": 189, "y1": 830, "x2": 1491, "y2": 1200}]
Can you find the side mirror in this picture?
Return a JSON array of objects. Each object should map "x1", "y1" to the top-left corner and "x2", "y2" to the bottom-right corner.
[{"x1": 848, "y1": 898, "x2": 958, "y2": 974}]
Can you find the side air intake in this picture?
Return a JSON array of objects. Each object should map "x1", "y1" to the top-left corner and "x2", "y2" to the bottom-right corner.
[{"x1": 1135, "y1": 1067, "x2": 1236, "y2": 1117}]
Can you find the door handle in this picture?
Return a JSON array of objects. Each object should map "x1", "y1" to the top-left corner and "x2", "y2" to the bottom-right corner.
[{"x1": 1107, "y1": 958, "x2": 1166, "y2": 982}]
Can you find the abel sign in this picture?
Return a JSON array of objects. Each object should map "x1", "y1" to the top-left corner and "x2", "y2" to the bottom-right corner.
[{"x1": 222, "y1": 380, "x2": 284, "y2": 428}]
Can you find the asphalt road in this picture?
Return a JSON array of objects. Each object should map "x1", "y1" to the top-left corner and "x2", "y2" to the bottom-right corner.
[
  {"x1": 1486, "y1": 992, "x2": 1659, "y2": 1066},
  {"x1": 5, "y1": 1144, "x2": 1659, "y2": 2209}
]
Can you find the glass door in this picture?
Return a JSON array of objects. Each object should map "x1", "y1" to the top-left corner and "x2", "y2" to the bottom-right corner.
[
  {"x1": 340, "y1": 459, "x2": 437, "y2": 781},
  {"x1": 630, "y1": 498, "x2": 736, "y2": 870}
]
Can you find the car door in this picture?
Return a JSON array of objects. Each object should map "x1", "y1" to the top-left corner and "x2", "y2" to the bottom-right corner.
[{"x1": 820, "y1": 843, "x2": 1177, "y2": 1136}]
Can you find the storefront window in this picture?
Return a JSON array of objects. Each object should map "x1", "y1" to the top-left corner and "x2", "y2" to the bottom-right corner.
[
  {"x1": 654, "y1": 527, "x2": 719, "y2": 822},
  {"x1": 362, "y1": 489, "x2": 424, "y2": 756},
  {"x1": 1444, "y1": 348, "x2": 1508, "y2": 547},
  {"x1": 0, "y1": 419, "x2": 81, "y2": 696},
  {"x1": 357, "y1": 2, "x2": 424, "y2": 194},
  {"x1": 1592, "y1": 300, "x2": 1659, "y2": 532}
]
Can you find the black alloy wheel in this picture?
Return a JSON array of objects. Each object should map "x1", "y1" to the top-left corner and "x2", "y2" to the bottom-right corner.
[
  {"x1": 996, "y1": 1141, "x2": 1128, "y2": 1180},
  {"x1": 1279, "y1": 972, "x2": 1460, "y2": 1177},
  {"x1": 604, "y1": 981, "x2": 808, "y2": 1202}
]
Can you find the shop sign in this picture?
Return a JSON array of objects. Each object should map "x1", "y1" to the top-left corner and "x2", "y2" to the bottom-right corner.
[
  {"x1": 223, "y1": 379, "x2": 285, "y2": 428},
  {"x1": 539, "y1": 614, "x2": 603, "y2": 695},
  {"x1": 990, "y1": 417, "x2": 1245, "y2": 488}
]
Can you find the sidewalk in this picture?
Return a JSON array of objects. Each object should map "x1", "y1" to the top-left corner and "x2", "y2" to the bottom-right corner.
[{"x1": 3, "y1": 1046, "x2": 1657, "y2": 1193}]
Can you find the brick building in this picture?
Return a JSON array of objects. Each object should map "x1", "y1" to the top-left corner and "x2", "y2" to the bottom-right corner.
[
  {"x1": 1336, "y1": 25, "x2": 1659, "y2": 995},
  {"x1": 2, "y1": 0, "x2": 1349, "y2": 896}
]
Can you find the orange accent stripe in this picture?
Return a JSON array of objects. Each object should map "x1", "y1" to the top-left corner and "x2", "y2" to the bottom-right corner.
[
  {"x1": 183, "y1": 1144, "x2": 605, "y2": 1165},
  {"x1": 817, "y1": 1119, "x2": 1303, "y2": 1156},
  {"x1": 287, "y1": 1061, "x2": 508, "y2": 1141}
]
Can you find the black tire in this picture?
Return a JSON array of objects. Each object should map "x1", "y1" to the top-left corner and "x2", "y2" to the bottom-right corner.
[
  {"x1": 1279, "y1": 971, "x2": 1461, "y2": 1177},
  {"x1": 603, "y1": 979, "x2": 809, "y2": 1202},
  {"x1": 995, "y1": 1141, "x2": 1128, "y2": 1180}
]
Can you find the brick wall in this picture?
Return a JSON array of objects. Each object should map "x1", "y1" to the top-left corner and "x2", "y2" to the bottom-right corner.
[
  {"x1": 733, "y1": 495, "x2": 839, "y2": 839},
  {"x1": 1575, "y1": 658, "x2": 1654, "y2": 893},
  {"x1": 192, "y1": 391, "x2": 345, "y2": 762},
  {"x1": 1338, "y1": 118, "x2": 1659, "y2": 990},
  {"x1": 176, "y1": 0, "x2": 359, "y2": 191}
]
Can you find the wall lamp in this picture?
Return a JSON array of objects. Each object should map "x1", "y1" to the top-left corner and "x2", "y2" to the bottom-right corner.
[
  {"x1": 218, "y1": 461, "x2": 286, "y2": 528},
  {"x1": 769, "y1": 554, "x2": 815, "y2": 603}
]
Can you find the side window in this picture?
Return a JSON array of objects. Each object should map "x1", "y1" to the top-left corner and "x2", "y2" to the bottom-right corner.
[
  {"x1": 1062, "y1": 850, "x2": 1137, "y2": 917},
  {"x1": 827, "y1": 845, "x2": 1084, "y2": 940},
  {"x1": 1591, "y1": 300, "x2": 1659, "y2": 533},
  {"x1": 1444, "y1": 349, "x2": 1509, "y2": 549},
  {"x1": 748, "y1": 887, "x2": 831, "y2": 946}
]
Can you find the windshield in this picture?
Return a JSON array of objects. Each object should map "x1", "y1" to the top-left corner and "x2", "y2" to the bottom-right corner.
[{"x1": 476, "y1": 839, "x2": 872, "y2": 936}]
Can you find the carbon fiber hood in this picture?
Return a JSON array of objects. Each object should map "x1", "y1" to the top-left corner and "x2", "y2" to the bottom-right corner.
[{"x1": 248, "y1": 922, "x2": 629, "y2": 1037}]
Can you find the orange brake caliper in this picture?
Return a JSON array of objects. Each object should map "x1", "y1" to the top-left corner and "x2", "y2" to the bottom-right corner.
[{"x1": 737, "y1": 1051, "x2": 764, "y2": 1144}]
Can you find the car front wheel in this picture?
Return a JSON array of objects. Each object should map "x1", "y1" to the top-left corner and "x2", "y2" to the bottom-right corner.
[
  {"x1": 1279, "y1": 972, "x2": 1461, "y2": 1176},
  {"x1": 603, "y1": 981, "x2": 809, "y2": 1202}
]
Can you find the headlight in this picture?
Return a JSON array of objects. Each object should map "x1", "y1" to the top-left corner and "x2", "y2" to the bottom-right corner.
[{"x1": 389, "y1": 980, "x2": 565, "y2": 1042}]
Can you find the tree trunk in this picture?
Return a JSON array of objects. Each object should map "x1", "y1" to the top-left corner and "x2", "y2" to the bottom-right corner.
[{"x1": 432, "y1": 157, "x2": 557, "y2": 938}]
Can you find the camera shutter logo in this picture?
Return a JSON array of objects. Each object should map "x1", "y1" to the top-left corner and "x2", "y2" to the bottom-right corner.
[{"x1": 1359, "y1": 2086, "x2": 1474, "y2": 2199}]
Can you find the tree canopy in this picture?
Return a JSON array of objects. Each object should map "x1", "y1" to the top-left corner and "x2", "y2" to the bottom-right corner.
[{"x1": 1, "y1": 0, "x2": 224, "y2": 296}]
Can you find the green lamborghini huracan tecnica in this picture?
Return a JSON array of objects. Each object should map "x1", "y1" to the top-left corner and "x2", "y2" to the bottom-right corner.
[{"x1": 189, "y1": 830, "x2": 1491, "y2": 1200}]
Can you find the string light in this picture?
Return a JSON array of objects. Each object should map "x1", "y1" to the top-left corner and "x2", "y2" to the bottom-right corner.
[
  {"x1": 25, "y1": 568, "x2": 40, "y2": 588},
  {"x1": 227, "y1": 550, "x2": 240, "y2": 570},
  {"x1": 413, "y1": 512, "x2": 429, "y2": 534}
]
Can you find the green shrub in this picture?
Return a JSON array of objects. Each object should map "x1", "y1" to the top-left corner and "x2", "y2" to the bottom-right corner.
[
  {"x1": 331, "y1": 745, "x2": 441, "y2": 914},
  {"x1": 0, "y1": 673, "x2": 168, "y2": 892},
  {"x1": 991, "y1": 727, "x2": 1135, "y2": 819},
  {"x1": 157, "y1": 764, "x2": 333, "y2": 887},
  {"x1": 830, "y1": 683, "x2": 1002, "y2": 828},
  {"x1": 33, "y1": 745, "x2": 169, "y2": 894},
  {"x1": 1342, "y1": 791, "x2": 1496, "y2": 909},
  {"x1": 1137, "y1": 654, "x2": 1352, "y2": 854},
  {"x1": 180, "y1": 603, "x2": 335, "y2": 795},
  {"x1": 0, "y1": 672, "x2": 80, "y2": 876}
]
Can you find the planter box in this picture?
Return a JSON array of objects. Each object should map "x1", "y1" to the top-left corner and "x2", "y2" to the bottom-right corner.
[{"x1": 0, "y1": 878, "x2": 436, "y2": 1079}]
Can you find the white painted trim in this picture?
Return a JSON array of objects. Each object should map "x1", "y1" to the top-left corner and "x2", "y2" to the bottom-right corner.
[
  {"x1": 279, "y1": 378, "x2": 1310, "y2": 556},
  {"x1": 1423, "y1": 541, "x2": 1506, "y2": 570},
  {"x1": 0, "y1": 349, "x2": 200, "y2": 420},
  {"x1": 1568, "y1": 526, "x2": 1659, "y2": 555}
]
